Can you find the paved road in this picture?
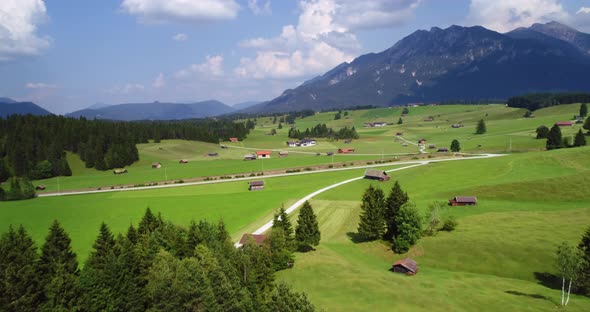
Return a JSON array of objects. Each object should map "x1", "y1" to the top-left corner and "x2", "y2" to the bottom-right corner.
[
  {"x1": 39, "y1": 153, "x2": 504, "y2": 198},
  {"x1": 234, "y1": 152, "x2": 505, "y2": 247}
]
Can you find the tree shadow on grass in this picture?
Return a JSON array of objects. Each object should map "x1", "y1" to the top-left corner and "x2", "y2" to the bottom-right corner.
[
  {"x1": 534, "y1": 272, "x2": 562, "y2": 291},
  {"x1": 505, "y1": 290, "x2": 552, "y2": 302},
  {"x1": 346, "y1": 232, "x2": 367, "y2": 244}
]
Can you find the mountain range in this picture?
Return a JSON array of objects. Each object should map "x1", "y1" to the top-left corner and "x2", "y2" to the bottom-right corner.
[
  {"x1": 247, "y1": 21, "x2": 590, "y2": 113},
  {"x1": 0, "y1": 98, "x2": 52, "y2": 117}
]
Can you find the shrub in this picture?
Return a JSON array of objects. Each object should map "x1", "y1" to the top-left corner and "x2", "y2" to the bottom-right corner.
[{"x1": 440, "y1": 216, "x2": 458, "y2": 232}]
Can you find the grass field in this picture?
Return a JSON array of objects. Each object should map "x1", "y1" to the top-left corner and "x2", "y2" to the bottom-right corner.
[{"x1": 277, "y1": 146, "x2": 590, "y2": 311}]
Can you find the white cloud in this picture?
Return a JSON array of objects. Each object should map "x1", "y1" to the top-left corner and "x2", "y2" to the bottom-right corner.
[
  {"x1": 25, "y1": 82, "x2": 56, "y2": 89},
  {"x1": 152, "y1": 73, "x2": 165, "y2": 88},
  {"x1": 108, "y1": 83, "x2": 145, "y2": 94},
  {"x1": 0, "y1": 0, "x2": 50, "y2": 61},
  {"x1": 172, "y1": 33, "x2": 188, "y2": 41},
  {"x1": 248, "y1": 0, "x2": 271, "y2": 15},
  {"x1": 235, "y1": 0, "x2": 420, "y2": 79},
  {"x1": 121, "y1": 0, "x2": 240, "y2": 23},
  {"x1": 467, "y1": 0, "x2": 569, "y2": 33},
  {"x1": 577, "y1": 7, "x2": 590, "y2": 15},
  {"x1": 175, "y1": 55, "x2": 224, "y2": 79}
]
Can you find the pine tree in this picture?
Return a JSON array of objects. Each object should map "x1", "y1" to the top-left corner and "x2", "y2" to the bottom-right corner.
[
  {"x1": 268, "y1": 282, "x2": 316, "y2": 312},
  {"x1": 392, "y1": 202, "x2": 422, "y2": 254},
  {"x1": 383, "y1": 181, "x2": 408, "y2": 241},
  {"x1": 80, "y1": 223, "x2": 116, "y2": 311},
  {"x1": 450, "y1": 139, "x2": 461, "y2": 152},
  {"x1": 0, "y1": 225, "x2": 40, "y2": 311},
  {"x1": 272, "y1": 206, "x2": 294, "y2": 249},
  {"x1": 397, "y1": 117, "x2": 403, "y2": 125},
  {"x1": 357, "y1": 185, "x2": 386, "y2": 241},
  {"x1": 580, "y1": 103, "x2": 588, "y2": 118},
  {"x1": 37, "y1": 220, "x2": 81, "y2": 311},
  {"x1": 295, "y1": 201, "x2": 321, "y2": 251},
  {"x1": 584, "y1": 116, "x2": 590, "y2": 134},
  {"x1": 476, "y1": 119, "x2": 486, "y2": 134},
  {"x1": 574, "y1": 129, "x2": 587, "y2": 147},
  {"x1": 546, "y1": 124, "x2": 564, "y2": 150},
  {"x1": 268, "y1": 228, "x2": 295, "y2": 270}
]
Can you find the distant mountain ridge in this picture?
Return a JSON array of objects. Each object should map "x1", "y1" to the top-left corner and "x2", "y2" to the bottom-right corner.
[
  {"x1": 0, "y1": 99, "x2": 53, "y2": 117},
  {"x1": 66, "y1": 100, "x2": 235, "y2": 121},
  {"x1": 247, "y1": 21, "x2": 590, "y2": 113}
]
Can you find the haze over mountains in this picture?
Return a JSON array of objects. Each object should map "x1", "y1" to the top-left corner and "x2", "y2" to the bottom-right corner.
[{"x1": 247, "y1": 21, "x2": 590, "y2": 113}]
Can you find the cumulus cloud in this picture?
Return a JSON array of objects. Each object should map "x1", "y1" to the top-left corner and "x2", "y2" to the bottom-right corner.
[
  {"x1": 152, "y1": 73, "x2": 165, "y2": 88},
  {"x1": 236, "y1": 0, "x2": 420, "y2": 79},
  {"x1": 577, "y1": 7, "x2": 590, "y2": 15},
  {"x1": 121, "y1": 0, "x2": 240, "y2": 23},
  {"x1": 248, "y1": 0, "x2": 271, "y2": 15},
  {"x1": 172, "y1": 33, "x2": 188, "y2": 41},
  {"x1": 176, "y1": 55, "x2": 225, "y2": 79},
  {"x1": 467, "y1": 0, "x2": 569, "y2": 33},
  {"x1": 0, "y1": 0, "x2": 50, "y2": 61},
  {"x1": 108, "y1": 83, "x2": 145, "y2": 94},
  {"x1": 25, "y1": 82, "x2": 56, "y2": 89}
]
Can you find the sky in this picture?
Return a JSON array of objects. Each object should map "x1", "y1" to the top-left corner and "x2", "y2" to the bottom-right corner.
[{"x1": 1, "y1": 0, "x2": 589, "y2": 114}]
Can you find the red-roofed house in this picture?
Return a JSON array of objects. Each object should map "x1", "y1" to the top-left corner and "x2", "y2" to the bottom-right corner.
[
  {"x1": 229, "y1": 137, "x2": 239, "y2": 142},
  {"x1": 239, "y1": 234, "x2": 268, "y2": 246},
  {"x1": 449, "y1": 196, "x2": 477, "y2": 206},
  {"x1": 256, "y1": 151, "x2": 272, "y2": 159},
  {"x1": 555, "y1": 121, "x2": 574, "y2": 127},
  {"x1": 338, "y1": 148, "x2": 355, "y2": 154}
]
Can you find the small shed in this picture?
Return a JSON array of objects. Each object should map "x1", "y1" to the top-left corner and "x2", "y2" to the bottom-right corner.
[
  {"x1": 437, "y1": 147, "x2": 449, "y2": 152},
  {"x1": 326, "y1": 151, "x2": 334, "y2": 156},
  {"x1": 428, "y1": 144, "x2": 436, "y2": 149},
  {"x1": 243, "y1": 154, "x2": 257, "y2": 160},
  {"x1": 179, "y1": 159, "x2": 189, "y2": 164},
  {"x1": 449, "y1": 196, "x2": 477, "y2": 206},
  {"x1": 287, "y1": 141, "x2": 297, "y2": 147},
  {"x1": 364, "y1": 169, "x2": 390, "y2": 181},
  {"x1": 338, "y1": 148, "x2": 355, "y2": 154},
  {"x1": 424, "y1": 117, "x2": 434, "y2": 122},
  {"x1": 396, "y1": 132, "x2": 404, "y2": 136},
  {"x1": 344, "y1": 139, "x2": 352, "y2": 144},
  {"x1": 229, "y1": 137, "x2": 239, "y2": 142},
  {"x1": 256, "y1": 151, "x2": 272, "y2": 159},
  {"x1": 113, "y1": 168, "x2": 128, "y2": 174},
  {"x1": 451, "y1": 124, "x2": 463, "y2": 128},
  {"x1": 279, "y1": 151, "x2": 289, "y2": 157},
  {"x1": 239, "y1": 234, "x2": 268, "y2": 246},
  {"x1": 35, "y1": 185, "x2": 46, "y2": 191},
  {"x1": 555, "y1": 121, "x2": 574, "y2": 127},
  {"x1": 418, "y1": 139, "x2": 427, "y2": 144},
  {"x1": 249, "y1": 180, "x2": 264, "y2": 191},
  {"x1": 151, "y1": 162, "x2": 162, "y2": 169},
  {"x1": 207, "y1": 153, "x2": 219, "y2": 157},
  {"x1": 392, "y1": 258, "x2": 418, "y2": 275}
]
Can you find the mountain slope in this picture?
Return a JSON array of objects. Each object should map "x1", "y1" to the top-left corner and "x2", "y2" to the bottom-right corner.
[
  {"x1": 66, "y1": 100, "x2": 235, "y2": 121},
  {"x1": 0, "y1": 100, "x2": 53, "y2": 117},
  {"x1": 530, "y1": 21, "x2": 590, "y2": 55},
  {"x1": 248, "y1": 22, "x2": 590, "y2": 113},
  {"x1": 232, "y1": 101, "x2": 263, "y2": 110}
]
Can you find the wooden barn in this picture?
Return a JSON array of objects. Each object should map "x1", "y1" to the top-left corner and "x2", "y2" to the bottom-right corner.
[
  {"x1": 326, "y1": 151, "x2": 334, "y2": 156},
  {"x1": 256, "y1": 151, "x2": 272, "y2": 159},
  {"x1": 243, "y1": 154, "x2": 257, "y2": 160},
  {"x1": 113, "y1": 168, "x2": 128, "y2": 174},
  {"x1": 179, "y1": 159, "x2": 189, "y2": 164},
  {"x1": 392, "y1": 258, "x2": 418, "y2": 275},
  {"x1": 151, "y1": 162, "x2": 162, "y2": 169},
  {"x1": 364, "y1": 169, "x2": 390, "y2": 181},
  {"x1": 229, "y1": 137, "x2": 239, "y2": 142},
  {"x1": 35, "y1": 185, "x2": 46, "y2": 191},
  {"x1": 238, "y1": 234, "x2": 268, "y2": 246},
  {"x1": 396, "y1": 132, "x2": 404, "y2": 136},
  {"x1": 418, "y1": 139, "x2": 427, "y2": 144},
  {"x1": 555, "y1": 121, "x2": 574, "y2": 127},
  {"x1": 437, "y1": 147, "x2": 449, "y2": 152},
  {"x1": 449, "y1": 196, "x2": 477, "y2": 206},
  {"x1": 207, "y1": 153, "x2": 219, "y2": 157},
  {"x1": 248, "y1": 181, "x2": 264, "y2": 191},
  {"x1": 338, "y1": 148, "x2": 355, "y2": 154},
  {"x1": 279, "y1": 151, "x2": 289, "y2": 157}
]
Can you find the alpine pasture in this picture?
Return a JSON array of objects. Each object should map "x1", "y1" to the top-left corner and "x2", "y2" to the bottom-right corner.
[{"x1": 2, "y1": 103, "x2": 589, "y2": 310}]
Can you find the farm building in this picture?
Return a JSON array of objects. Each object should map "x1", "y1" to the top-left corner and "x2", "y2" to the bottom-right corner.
[
  {"x1": 418, "y1": 139, "x2": 427, "y2": 144},
  {"x1": 151, "y1": 162, "x2": 162, "y2": 169},
  {"x1": 35, "y1": 185, "x2": 46, "y2": 190},
  {"x1": 428, "y1": 144, "x2": 436, "y2": 149},
  {"x1": 239, "y1": 234, "x2": 268, "y2": 246},
  {"x1": 392, "y1": 258, "x2": 418, "y2": 275},
  {"x1": 248, "y1": 181, "x2": 265, "y2": 191},
  {"x1": 364, "y1": 122, "x2": 387, "y2": 127},
  {"x1": 229, "y1": 137, "x2": 239, "y2": 142},
  {"x1": 437, "y1": 147, "x2": 449, "y2": 152},
  {"x1": 113, "y1": 169, "x2": 128, "y2": 174},
  {"x1": 243, "y1": 154, "x2": 257, "y2": 160},
  {"x1": 179, "y1": 159, "x2": 189, "y2": 164},
  {"x1": 207, "y1": 153, "x2": 219, "y2": 157},
  {"x1": 555, "y1": 121, "x2": 574, "y2": 127},
  {"x1": 424, "y1": 117, "x2": 434, "y2": 122},
  {"x1": 279, "y1": 151, "x2": 289, "y2": 157},
  {"x1": 449, "y1": 196, "x2": 477, "y2": 206},
  {"x1": 396, "y1": 132, "x2": 403, "y2": 136},
  {"x1": 338, "y1": 148, "x2": 355, "y2": 154},
  {"x1": 451, "y1": 124, "x2": 464, "y2": 128},
  {"x1": 299, "y1": 139, "x2": 316, "y2": 147},
  {"x1": 364, "y1": 169, "x2": 390, "y2": 181},
  {"x1": 344, "y1": 139, "x2": 352, "y2": 144},
  {"x1": 256, "y1": 151, "x2": 272, "y2": 159},
  {"x1": 326, "y1": 151, "x2": 334, "y2": 156},
  {"x1": 287, "y1": 141, "x2": 297, "y2": 147}
]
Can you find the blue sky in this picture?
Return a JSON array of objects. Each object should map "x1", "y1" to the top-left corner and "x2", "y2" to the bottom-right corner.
[{"x1": 1, "y1": 0, "x2": 589, "y2": 114}]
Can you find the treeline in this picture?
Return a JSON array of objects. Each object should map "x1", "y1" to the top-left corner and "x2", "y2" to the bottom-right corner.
[
  {"x1": 288, "y1": 124, "x2": 359, "y2": 140},
  {"x1": 507, "y1": 93, "x2": 590, "y2": 111},
  {"x1": 0, "y1": 209, "x2": 316, "y2": 311},
  {"x1": 0, "y1": 115, "x2": 251, "y2": 181}
]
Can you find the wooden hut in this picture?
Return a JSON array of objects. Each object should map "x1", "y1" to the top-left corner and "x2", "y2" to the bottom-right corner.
[
  {"x1": 238, "y1": 234, "x2": 268, "y2": 246},
  {"x1": 392, "y1": 258, "x2": 418, "y2": 275},
  {"x1": 338, "y1": 148, "x2": 355, "y2": 154},
  {"x1": 249, "y1": 181, "x2": 264, "y2": 191},
  {"x1": 279, "y1": 151, "x2": 289, "y2": 157},
  {"x1": 179, "y1": 159, "x2": 189, "y2": 164},
  {"x1": 229, "y1": 137, "x2": 239, "y2": 142},
  {"x1": 326, "y1": 151, "x2": 334, "y2": 156},
  {"x1": 555, "y1": 121, "x2": 574, "y2": 127},
  {"x1": 448, "y1": 196, "x2": 477, "y2": 206},
  {"x1": 35, "y1": 185, "x2": 46, "y2": 190},
  {"x1": 151, "y1": 162, "x2": 162, "y2": 169},
  {"x1": 437, "y1": 147, "x2": 449, "y2": 152},
  {"x1": 113, "y1": 168, "x2": 128, "y2": 174},
  {"x1": 418, "y1": 139, "x2": 427, "y2": 144},
  {"x1": 207, "y1": 153, "x2": 219, "y2": 157},
  {"x1": 244, "y1": 154, "x2": 257, "y2": 160},
  {"x1": 364, "y1": 169, "x2": 390, "y2": 181}
]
